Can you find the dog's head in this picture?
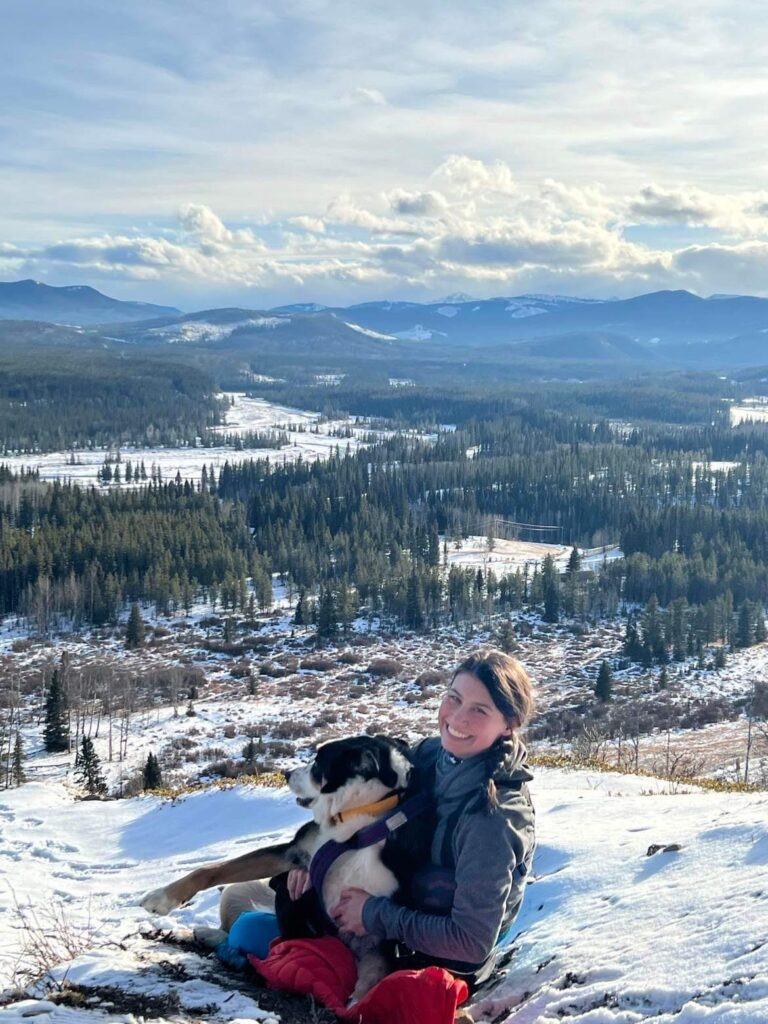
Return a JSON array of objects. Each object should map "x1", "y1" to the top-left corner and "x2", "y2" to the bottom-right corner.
[{"x1": 287, "y1": 735, "x2": 411, "y2": 827}]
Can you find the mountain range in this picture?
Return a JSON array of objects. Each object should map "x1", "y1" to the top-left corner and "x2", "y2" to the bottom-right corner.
[
  {"x1": 0, "y1": 279, "x2": 180, "y2": 325},
  {"x1": 3, "y1": 278, "x2": 768, "y2": 370}
]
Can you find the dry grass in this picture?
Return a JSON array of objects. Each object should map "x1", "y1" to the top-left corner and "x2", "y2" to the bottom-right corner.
[{"x1": 5, "y1": 891, "x2": 100, "y2": 990}]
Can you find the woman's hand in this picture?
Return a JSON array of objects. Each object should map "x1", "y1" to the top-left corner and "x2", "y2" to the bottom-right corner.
[
  {"x1": 287, "y1": 867, "x2": 311, "y2": 901},
  {"x1": 332, "y1": 887, "x2": 372, "y2": 936}
]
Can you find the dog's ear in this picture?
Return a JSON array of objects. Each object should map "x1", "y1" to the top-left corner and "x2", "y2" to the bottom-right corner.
[
  {"x1": 318, "y1": 745, "x2": 376, "y2": 793},
  {"x1": 319, "y1": 755, "x2": 347, "y2": 794},
  {"x1": 373, "y1": 734, "x2": 411, "y2": 757}
]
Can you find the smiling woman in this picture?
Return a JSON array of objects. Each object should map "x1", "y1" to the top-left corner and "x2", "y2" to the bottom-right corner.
[{"x1": 332, "y1": 648, "x2": 537, "y2": 990}]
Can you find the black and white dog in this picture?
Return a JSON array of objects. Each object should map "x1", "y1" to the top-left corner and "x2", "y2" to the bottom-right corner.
[{"x1": 141, "y1": 735, "x2": 430, "y2": 1001}]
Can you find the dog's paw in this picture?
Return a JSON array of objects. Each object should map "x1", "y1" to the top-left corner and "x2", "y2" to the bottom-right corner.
[
  {"x1": 140, "y1": 886, "x2": 181, "y2": 915},
  {"x1": 193, "y1": 925, "x2": 229, "y2": 950}
]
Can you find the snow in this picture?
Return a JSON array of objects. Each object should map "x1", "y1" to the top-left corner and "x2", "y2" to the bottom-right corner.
[
  {"x1": 504, "y1": 302, "x2": 548, "y2": 318},
  {"x1": 436, "y1": 306, "x2": 459, "y2": 317},
  {"x1": 445, "y1": 536, "x2": 623, "y2": 576},
  {"x1": 691, "y1": 461, "x2": 740, "y2": 474},
  {"x1": 730, "y1": 399, "x2": 768, "y2": 426},
  {"x1": 342, "y1": 322, "x2": 396, "y2": 340},
  {"x1": 147, "y1": 318, "x2": 289, "y2": 344},
  {"x1": 0, "y1": 395, "x2": 398, "y2": 486},
  {"x1": 1, "y1": 769, "x2": 766, "y2": 1023},
  {"x1": 394, "y1": 325, "x2": 446, "y2": 341}
]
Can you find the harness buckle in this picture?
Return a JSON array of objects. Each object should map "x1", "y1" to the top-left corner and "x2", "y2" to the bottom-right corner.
[{"x1": 385, "y1": 810, "x2": 408, "y2": 831}]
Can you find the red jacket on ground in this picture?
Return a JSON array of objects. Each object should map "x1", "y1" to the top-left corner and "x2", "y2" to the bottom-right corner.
[{"x1": 249, "y1": 936, "x2": 469, "y2": 1024}]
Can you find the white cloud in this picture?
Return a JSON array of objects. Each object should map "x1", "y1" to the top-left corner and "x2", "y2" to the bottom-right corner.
[
  {"x1": 8, "y1": 159, "x2": 768, "y2": 303},
  {"x1": 348, "y1": 87, "x2": 387, "y2": 106},
  {"x1": 432, "y1": 155, "x2": 517, "y2": 197},
  {"x1": 179, "y1": 204, "x2": 261, "y2": 246},
  {"x1": 287, "y1": 215, "x2": 326, "y2": 233},
  {"x1": 388, "y1": 189, "x2": 448, "y2": 217}
]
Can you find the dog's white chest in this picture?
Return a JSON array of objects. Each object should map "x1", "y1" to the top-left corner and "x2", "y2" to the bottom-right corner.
[{"x1": 321, "y1": 842, "x2": 398, "y2": 912}]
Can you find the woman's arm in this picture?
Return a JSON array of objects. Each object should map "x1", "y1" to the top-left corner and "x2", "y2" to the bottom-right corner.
[{"x1": 362, "y1": 800, "x2": 531, "y2": 964}]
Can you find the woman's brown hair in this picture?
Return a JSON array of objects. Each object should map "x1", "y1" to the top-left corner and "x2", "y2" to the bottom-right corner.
[
  {"x1": 452, "y1": 648, "x2": 535, "y2": 730},
  {"x1": 452, "y1": 648, "x2": 535, "y2": 809}
]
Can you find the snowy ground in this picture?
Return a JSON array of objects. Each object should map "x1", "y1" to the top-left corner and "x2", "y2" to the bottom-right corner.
[
  {"x1": 0, "y1": 394, "x2": 400, "y2": 486},
  {"x1": 730, "y1": 399, "x2": 768, "y2": 426},
  {"x1": 1, "y1": 769, "x2": 766, "y2": 1023},
  {"x1": 446, "y1": 537, "x2": 623, "y2": 576},
  {"x1": 1, "y1": 600, "x2": 767, "y2": 1021}
]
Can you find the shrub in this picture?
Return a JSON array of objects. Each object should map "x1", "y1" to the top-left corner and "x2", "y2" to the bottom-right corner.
[
  {"x1": 259, "y1": 662, "x2": 291, "y2": 678},
  {"x1": 301, "y1": 655, "x2": 336, "y2": 672},
  {"x1": 270, "y1": 720, "x2": 314, "y2": 739},
  {"x1": 230, "y1": 662, "x2": 252, "y2": 679},
  {"x1": 366, "y1": 657, "x2": 403, "y2": 678},
  {"x1": 338, "y1": 650, "x2": 362, "y2": 665},
  {"x1": 415, "y1": 669, "x2": 446, "y2": 689}
]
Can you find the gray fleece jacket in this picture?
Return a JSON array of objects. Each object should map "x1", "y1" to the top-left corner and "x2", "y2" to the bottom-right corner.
[{"x1": 362, "y1": 735, "x2": 535, "y2": 966}]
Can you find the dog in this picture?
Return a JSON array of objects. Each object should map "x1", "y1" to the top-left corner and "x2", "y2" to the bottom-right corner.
[{"x1": 141, "y1": 734, "x2": 430, "y2": 1001}]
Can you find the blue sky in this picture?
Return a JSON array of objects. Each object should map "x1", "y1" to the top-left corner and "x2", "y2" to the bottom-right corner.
[{"x1": 3, "y1": 0, "x2": 768, "y2": 309}]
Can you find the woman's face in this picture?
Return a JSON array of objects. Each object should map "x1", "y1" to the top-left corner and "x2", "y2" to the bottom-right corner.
[{"x1": 438, "y1": 671, "x2": 513, "y2": 759}]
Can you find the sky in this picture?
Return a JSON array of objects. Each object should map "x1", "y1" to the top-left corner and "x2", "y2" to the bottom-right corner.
[{"x1": 3, "y1": 0, "x2": 768, "y2": 309}]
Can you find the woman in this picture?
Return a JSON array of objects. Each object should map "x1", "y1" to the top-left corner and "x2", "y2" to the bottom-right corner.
[
  {"x1": 329, "y1": 648, "x2": 536, "y2": 987},
  {"x1": 220, "y1": 648, "x2": 536, "y2": 990}
]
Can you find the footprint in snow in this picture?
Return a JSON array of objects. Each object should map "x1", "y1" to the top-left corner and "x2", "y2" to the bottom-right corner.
[{"x1": 30, "y1": 846, "x2": 61, "y2": 861}]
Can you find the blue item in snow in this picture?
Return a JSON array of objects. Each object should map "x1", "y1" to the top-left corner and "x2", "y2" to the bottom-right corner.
[{"x1": 215, "y1": 910, "x2": 281, "y2": 968}]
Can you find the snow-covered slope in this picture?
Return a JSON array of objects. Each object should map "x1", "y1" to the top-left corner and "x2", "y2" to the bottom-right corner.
[{"x1": 1, "y1": 767, "x2": 765, "y2": 1022}]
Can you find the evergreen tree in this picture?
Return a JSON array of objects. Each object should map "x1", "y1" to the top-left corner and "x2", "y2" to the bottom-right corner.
[
  {"x1": 595, "y1": 660, "x2": 613, "y2": 702},
  {"x1": 74, "y1": 735, "x2": 107, "y2": 796},
  {"x1": 316, "y1": 587, "x2": 338, "y2": 642},
  {"x1": 294, "y1": 589, "x2": 309, "y2": 626},
  {"x1": 641, "y1": 595, "x2": 667, "y2": 663},
  {"x1": 125, "y1": 602, "x2": 146, "y2": 649},
  {"x1": 736, "y1": 600, "x2": 753, "y2": 648},
  {"x1": 623, "y1": 618, "x2": 644, "y2": 662},
  {"x1": 44, "y1": 669, "x2": 70, "y2": 753},
  {"x1": 566, "y1": 546, "x2": 581, "y2": 575},
  {"x1": 242, "y1": 737, "x2": 259, "y2": 772},
  {"x1": 12, "y1": 732, "x2": 25, "y2": 786},
  {"x1": 405, "y1": 572, "x2": 425, "y2": 631},
  {"x1": 494, "y1": 617, "x2": 518, "y2": 653},
  {"x1": 337, "y1": 580, "x2": 357, "y2": 635},
  {"x1": 755, "y1": 610, "x2": 767, "y2": 644},
  {"x1": 714, "y1": 646, "x2": 727, "y2": 669},
  {"x1": 541, "y1": 555, "x2": 561, "y2": 624},
  {"x1": 658, "y1": 665, "x2": 669, "y2": 690},
  {"x1": 142, "y1": 752, "x2": 162, "y2": 790}
]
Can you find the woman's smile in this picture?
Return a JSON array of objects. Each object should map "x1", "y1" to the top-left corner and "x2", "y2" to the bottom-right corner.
[
  {"x1": 438, "y1": 671, "x2": 513, "y2": 758},
  {"x1": 444, "y1": 722, "x2": 471, "y2": 740}
]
